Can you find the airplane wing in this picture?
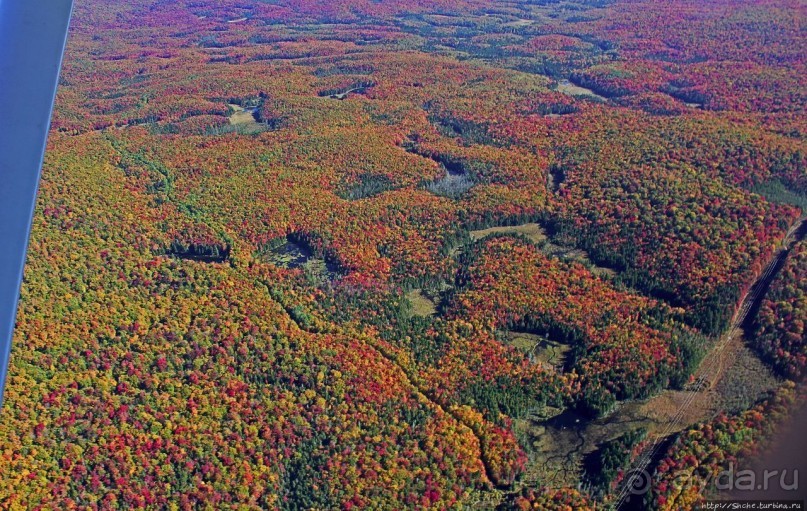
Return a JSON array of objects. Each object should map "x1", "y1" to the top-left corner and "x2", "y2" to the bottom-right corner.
[{"x1": 0, "y1": 0, "x2": 74, "y2": 407}]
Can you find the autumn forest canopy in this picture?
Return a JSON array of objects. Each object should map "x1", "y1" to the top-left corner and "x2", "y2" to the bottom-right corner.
[{"x1": 1, "y1": 0, "x2": 805, "y2": 509}]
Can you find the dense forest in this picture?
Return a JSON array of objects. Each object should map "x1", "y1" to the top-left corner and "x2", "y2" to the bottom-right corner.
[
  {"x1": 0, "y1": 0, "x2": 804, "y2": 509},
  {"x1": 752, "y1": 239, "x2": 807, "y2": 379}
]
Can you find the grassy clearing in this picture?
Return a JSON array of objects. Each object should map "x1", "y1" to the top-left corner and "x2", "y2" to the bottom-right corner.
[
  {"x1": 503, "y1": 19, "x2": 534, "y2": 28},
  {"x1": 470, "y1": 223, "x2": 547, "y2": 244},
  {"x1": 228, "y1": 104, "x2": 256, "y2": 124},
  {"x1": 499, "y1": 330, "x2": 571, "y2": 371},
  {"x1": 714, "y1": 335, "x2": 781, "y2": 413},
  {"x1": 407, "y1": 289, "x2": 437, "y2": 317},
  {"x1": 542, "y1": 241, "x2": 617, "y2": 278},
  {"x1": 226, "y1": 104, "x2": 266, "y2": 134},
  {"x1": 556, "y1": 79, "x2": 607, "y2": 101}
]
